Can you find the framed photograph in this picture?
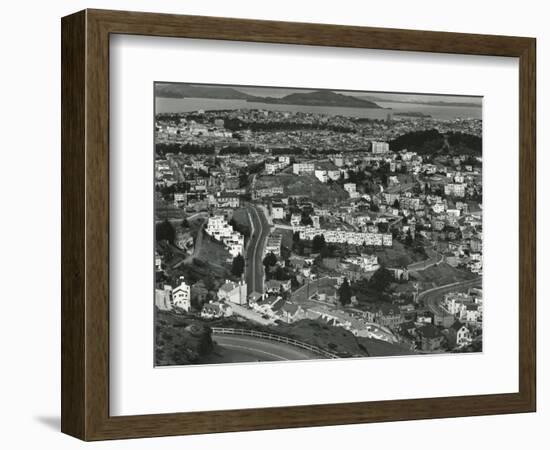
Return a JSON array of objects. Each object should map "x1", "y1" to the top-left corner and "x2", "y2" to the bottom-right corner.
[{"x1": 61, "y1": 9, "x2": 536, "y2": 441}]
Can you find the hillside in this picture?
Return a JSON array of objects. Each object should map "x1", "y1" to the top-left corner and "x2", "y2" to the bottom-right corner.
[
  {"x1": 390, "y1": 129, "x2": 482, "y2": 156},
  {"x1": 155, "y1": 311, "x2": 215, "y2": 366},
  {"x1": 363, "y1": 95, "x2": 482, "y2": 108},
  {"x1": 248, "y1": 90, "x2": 382, "y2": 108},
  {"x1": 257, "y1": 174, "x2": 348, "y2": 204},
  {"x1": 155, "y1": 83, "x2": 252, "y2": 100}
]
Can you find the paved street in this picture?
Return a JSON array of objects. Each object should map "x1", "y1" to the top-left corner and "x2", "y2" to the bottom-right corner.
[
  {"x1": 419, "y1": 277, "x2": 482, "y2": 316},
  {"x1": 244, "y1": 203, "x2": 271, "y2": 296},
  {"x1": 212, "y1": 334, "x2": 319, "y2": 362},
  {"x1": 407, "y1": 248, "x2": 444, "y2": 271}
]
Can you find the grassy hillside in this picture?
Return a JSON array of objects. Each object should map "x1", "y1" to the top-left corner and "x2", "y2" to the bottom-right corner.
[
  {"x1": 155, "y1": 310, "x2": 214, "y2": 366},
  {"x1": 257, "y1": 174, "x2": 348, "y2": 205},
  {"x1": 412, "y1": 262, "x2": 478, "y2": 288}
]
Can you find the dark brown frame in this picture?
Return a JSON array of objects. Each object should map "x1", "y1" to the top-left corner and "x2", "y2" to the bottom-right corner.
[{"x1": 61, "y1": 9, "x2": 536, "y2": 441}]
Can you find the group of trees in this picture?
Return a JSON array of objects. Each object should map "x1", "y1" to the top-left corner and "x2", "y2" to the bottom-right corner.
[
  {"x1": 389, "y1": 129, "x2": 445, "y2": 154},
  {"x1": 156, "y1": 142, "x2": 215, "y2": 157},
  {"x1": 368, "y1": 266, "x2": 395, "y2": 292},
  {"x1": 262, "y1": 252, "x2": 278, "y2": 270},
  {"x1": 223, "y1": 118, "x2": 356, "y2": 133},
  {"x1": 218, "y1": 145, "x2": 252, "y2": 156},
  {"x1": 158, "y1": 181, "x2": 191, "y2": 201},
  {"x1": 338, "y1": 278, "x2": 353, "y2": 306},
  {"x1": 337, "y1": 266, "x2": 396, "y2": 306},
  {"x1": 231, "y1": 254, "x2": 245, "y2": 278},
  {"x1": 300, "y1": 211, "x2": 313, "y2": 226},
  {"x1": 156, "y1": 220, "x2": 176, "y2": 243},
  {"x1": 389, "y1": 129, "x2": 482, "y2": 157}
]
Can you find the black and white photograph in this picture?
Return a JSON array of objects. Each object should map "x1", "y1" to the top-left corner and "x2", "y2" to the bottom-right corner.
[{"x1": 153, "y1": 82, "x2": 483, "y2": 366}]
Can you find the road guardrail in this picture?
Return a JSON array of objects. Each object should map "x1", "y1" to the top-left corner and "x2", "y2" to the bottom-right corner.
[{"x1": 211, "y1": 327, "x2": 339, "y2": 359}]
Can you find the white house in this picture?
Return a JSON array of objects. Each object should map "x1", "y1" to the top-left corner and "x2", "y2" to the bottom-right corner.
[
  {"x1": 344, "y1": 183, "x2": 358, "y2": 198},
  {"x1": 217, "y1": 280, "x2": 248, "y2": 305},
  {"x1": 172, "y1": 277, "x2": 191, "y2": 312},
  {"x1": 271, "y1": 203, "x2": 285, "y2": 220},
  {"x1": 453, "y1": 322, "x2": 472, "y2": 347},
  {"x1": 290, "y1": 213, "x2": 302, "y2": 227},
  {"x1": 295, "y1": 225, "x2": 392, "y2": 247},
  {"x1": 205, "y1": 215, "x2": 244, "y2": 257},
  {"x1": 292, "y1": 162, "x2": 314, "y2": 175},
  {"x1": 371, "y1": 141, "x2": 390, "y2": 154},
  {"x1": 444, "y1": 183, "x2": 466, "y2": 198},
  {"x1": 265, "y1": 234, "x2": 283, "y2": 257},
  {"x1": 201, "y1": 302, "x2": 232, "y2": 319}
]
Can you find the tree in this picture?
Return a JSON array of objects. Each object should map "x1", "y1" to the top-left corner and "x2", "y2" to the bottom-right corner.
[
  {"x1": 231, "y1": 254, "x2": 245, "y2": 278},
  {"x1": 156, "y1": 219, "x2": 175, "y2": 243},
  {"x1": 369, "y1": 266, "x2": 394, "y2": 293},
  {"x1": 312, "y1": 234, "x2": 326, "y2": 253},
  {"x1": 301, "y1": 211, "x2": 313, "y2": 226},
  {"x1": 338, "y1": 278, "x2": 352, "y2": 306},
  {"x1": 293, "y1": 231, "x2": 301, "y2": 244},
  {"x1": 405, "y1": 228, "x2": 414, "y2": 246},
  {"x1": 393, "y1": 199, "x2": 400, "y2": 209},
  {"x1": 263, "y1": 252, "x2": 277, "y2": 269},
  {"x1": 190, "y1": 280, "x2": 209, "y2": 309}
]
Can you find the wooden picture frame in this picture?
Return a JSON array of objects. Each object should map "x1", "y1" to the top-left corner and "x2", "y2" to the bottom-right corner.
[{"x1": 61, "y1": 9, "x2": 536, "y2": 441}]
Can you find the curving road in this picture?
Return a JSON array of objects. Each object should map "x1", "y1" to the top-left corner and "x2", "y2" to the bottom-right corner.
[
  {"x1": 419, "y1": 277, "x2": 482, "y2": 316},
  {"x1": 213, "y1": 334, "x2": 320, "y2": 362},
  {"x1": 407, "y1": 248, "x2": 444, "y2": 272},
  {"x1": 244, "y1": 203, "x2": 271, "y2": 295}
]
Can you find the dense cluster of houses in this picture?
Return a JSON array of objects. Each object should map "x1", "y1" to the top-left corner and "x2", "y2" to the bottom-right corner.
[
  {"x1": 295, "y1": 226, "x2": 393, "y2": 247},
  {"x1": 154, "y1": 108, "x2": 483, "y2": 355},
  {"x1": 205, "y1": 215, "x2": 244, "y2": 258}
]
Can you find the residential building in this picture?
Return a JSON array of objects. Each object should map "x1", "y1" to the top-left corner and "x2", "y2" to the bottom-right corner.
[
  {"x1": 217, "y1": 280, "x2": 248, "y2": 305},
  {"x1": 444, "y1": 183, "x2": 466, "y2": 198},
  {"x1": 344, "y1": 183, "x2": 359, "y2": 198},
  {"x1": 205, "y1": 215, "x2": 244, "y2": 257},
  {"x1": 265, "y1": 234, "x2": 283, "y2": 257},
  {"x1": 371, "y1": 141, "x2": 390, "y2": 154},
  {"x1": 270, "y1": 203, "x2": 285, "y2": 220},
  {"x1": 277, "y1": 302, "x2": 303, "y2": 324},
  {"x1": 201, "y1": 302, "x2": 232, "y2": 319},
  {"x1": 290, "y1": 213, "x2": 302, "y2": 227},
  {"x1": 445, "y1": 321, "x2": 472, "y2": 348},
  {"x1": 295, "y1": 226, "x2": 392, "y2": 247},
  {"x1": 416, "y1": 324, "x2": 445, "y2": 351},
  {"x1": 172, "y1": 277, "x2": 191, "y2": 312},
  {"x1": 292, "y1": 162, "x2": 315, "y2": 175}
]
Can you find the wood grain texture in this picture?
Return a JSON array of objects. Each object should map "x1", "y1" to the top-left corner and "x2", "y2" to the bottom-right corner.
[
  {"x1": 61, "y1": 10, "x2": 86, "y2": 438},
  {"x1": 61, "y1": 8, "x2": 537, "y2": 441}
]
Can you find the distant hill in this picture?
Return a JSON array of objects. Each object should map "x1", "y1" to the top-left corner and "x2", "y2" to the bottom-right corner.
[
  {"x1": 155, "y1": 83, "x2": 253, "y2": 100},
  {"x1": 248, "y1": 90, "x2": 382, "y2": 108},
  {"x1": 156, "y1": 85, "x2": 383, "y2": 108},
  {"x1": 362, "y1": 95, "x2": 481, "y2": 108}
]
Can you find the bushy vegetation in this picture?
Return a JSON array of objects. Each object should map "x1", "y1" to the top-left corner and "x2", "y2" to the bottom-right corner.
[
  {"x1": 389, "y1": 129, "x2": 481, "y2": 156},
  {"x1": 155, "y1": 311, "x2": 214, "y2": 366},
  {"x1": 390, "y1": 129, "x2": 444, "y2": 154}
]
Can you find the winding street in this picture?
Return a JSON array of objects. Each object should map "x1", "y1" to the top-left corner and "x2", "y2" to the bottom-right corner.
[
  {"x1": 418, "y1": 277, "x2": 482, "y2": 316},
  {"x1": 212, "y1": 334, "x2": 319, "y2": 362},
  {"x1": 244, "y1": 203, "x2": 271, "y2": 295},
  {"x1": 407, "y1": 247, "x2": 444, "y2": 271}
]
